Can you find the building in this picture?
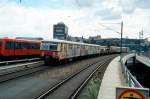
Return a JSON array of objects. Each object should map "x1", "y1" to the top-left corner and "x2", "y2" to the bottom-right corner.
[
  {"x1": 67, "y1": 36, "x2": 85, "y2": 43},
  {"x1": 53, "y1": 22, "x2": 68, "y2": 40},
  {"x1": 89, "y1": 35, "x2": 101, "y2": 41},
  {"x1": 88, "y1": 36, "x2": 150, "y2": 52}
]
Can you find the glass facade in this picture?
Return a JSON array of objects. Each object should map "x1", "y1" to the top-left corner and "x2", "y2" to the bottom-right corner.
[{"x1": 53, "y1": 22, "x2": 68, "y2": 40}]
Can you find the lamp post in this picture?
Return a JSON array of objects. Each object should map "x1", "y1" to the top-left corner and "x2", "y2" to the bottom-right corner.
[
  {"x1": 97, "y1": 21, "x2": 124, "y2": 55},
  {"x1": 138, "y1": 30, "x2": 143, "y2": 55},
  {"x1": 120, "y1": 21, "x2": 123, "y2": 54},
  {"x1": 126, "y1": 36, "x2": 128, "y2": 53}
]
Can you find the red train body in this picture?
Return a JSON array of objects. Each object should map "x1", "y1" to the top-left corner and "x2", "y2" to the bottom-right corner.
[{"x1": 0, "y1": 38, "x2": 41, "y2": 58}]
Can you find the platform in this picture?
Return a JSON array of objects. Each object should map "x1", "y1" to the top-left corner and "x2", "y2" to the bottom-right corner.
[{"x1": 98, "y1": 56, "x2": 127, "y2": 99}]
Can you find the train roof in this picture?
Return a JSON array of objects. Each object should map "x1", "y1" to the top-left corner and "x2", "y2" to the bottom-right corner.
[
  {"x1": 110, "y1": 46, "x2": 129, "y2": 48},
  {"x1": 0, "y1": 38, "x2": 41, "y2": 42},
  {"x1": 42, "y1": 39, "x2": 100, "y2": 47}
]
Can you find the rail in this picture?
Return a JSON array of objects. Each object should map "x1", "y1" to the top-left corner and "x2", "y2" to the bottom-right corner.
[
  {"x1": 37, "y1": 55, "x2": 115, "y2": 99},
  {"x1": 120, "y1": 53, "x2": 143, "y2": 88},
  {"x1": 0, "y1": 61, "x2": 45, "y2": 82},
  {"x1": 71, "y1": 60, "x2": 109, "y2": 99},
  {"x1": 0, "y1": 58, "x2": 42, "y2": 66}
]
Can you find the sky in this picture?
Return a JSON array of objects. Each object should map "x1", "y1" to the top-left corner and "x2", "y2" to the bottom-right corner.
[{"x1": 0, "y1": 0, "x2": 150, "y2": 39}]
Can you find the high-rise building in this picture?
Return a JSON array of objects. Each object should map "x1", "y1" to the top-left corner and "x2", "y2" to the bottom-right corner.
[{"x1": 53, "y1": 22, "x2": 68, "y2": 40}]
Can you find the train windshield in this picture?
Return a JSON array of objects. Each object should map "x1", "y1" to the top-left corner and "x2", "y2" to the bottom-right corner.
[
  {"x1": 41, "y1": 42, "x2": 58, "y2": 51},
  {"x1": 49, "y1": 43, "x2": 58, "y2": 51},
  {"x1": 40, "y1": 43, "x2": 49, "y2": 50}
]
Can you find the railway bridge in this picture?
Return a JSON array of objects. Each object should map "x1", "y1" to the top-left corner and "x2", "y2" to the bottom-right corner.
[{"x1": 98, "y1": 53, "x2": 150, "y2": 99}]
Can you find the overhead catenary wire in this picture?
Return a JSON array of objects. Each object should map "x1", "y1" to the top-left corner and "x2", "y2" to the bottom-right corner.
[{"x1": 98, "y1": 22, "x2": 121, "y2": 34}]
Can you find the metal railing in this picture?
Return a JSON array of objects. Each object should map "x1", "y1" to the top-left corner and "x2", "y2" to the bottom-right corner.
[{"x1": 120, "y1": 54, "x2": 143, "y2": 88}]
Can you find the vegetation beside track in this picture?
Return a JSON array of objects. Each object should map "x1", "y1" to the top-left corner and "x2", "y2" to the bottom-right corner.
[
  {"x1": 78, "y1": 56, "x2": 115, "y2": 99},
  {"x1": 82, "y1": 78, "x2": 101, "y2": 99}
]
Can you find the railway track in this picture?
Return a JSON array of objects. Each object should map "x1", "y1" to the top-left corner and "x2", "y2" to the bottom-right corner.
[
  {"x1": 0, "y1": 58, "x2": 42, "y2": 66},
  {"x1": 0, "y1": 55, "x2": 113, "y2": 83},
  {"x1": 37, "y1": 55, "x2": 116, "y2": 99},
  {"x1": 0, "y1": 61, "x2": 46, "y2": 82}
]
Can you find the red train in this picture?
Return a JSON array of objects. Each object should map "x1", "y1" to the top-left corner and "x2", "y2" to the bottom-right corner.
[{"x1": 0, "y1": 38, "x2": 41, "y2": 59}]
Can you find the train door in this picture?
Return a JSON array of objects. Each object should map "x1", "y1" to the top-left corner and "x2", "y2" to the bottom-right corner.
[
  {"x1": 22, "y1": 42, "x2": 29, "y2": 55},
  {"x1": 74, "y1": 44, "x2": 77, "y2": 56},
  {"x1": 76, "y1": 44, "x2": 80, "y2": 57},
  {"x1": 4, "y1": 40, "x2": 15, "y2": 56},
  {"x1": 15, "y1": 42, "x2": 23, "y2": 56},
  {"x1": 72, "y1": 44, "x2": 76, "y2": 57},
  {"x1": 67, "y1": 43, "x2": 72, "y2": 58},
  {"x1": 0, "y1": 39, "x2": 2, "y2": 56},
  {"x1": 63, "y1": 43, "x2": 67, "y2": 58},
  {"x1": 28, "y1": 42, "x2": 40, "y2": 55}
]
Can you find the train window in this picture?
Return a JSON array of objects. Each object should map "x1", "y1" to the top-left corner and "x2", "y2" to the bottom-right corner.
[
  {"x1": 60, "y1": 43, "x2": 63, "y2": 51},
  {"x1": 64, "y1": 43, "x2": 67, "y2": 50},
  {"x1": 77, "y1": 45, "x2": 80, "y2": 48},
  {"x1": 49, "y1": 43, "x2": 58, "y2": 51},
  {"x1": 68, "y1": 44, "x2": 72, "y2": 49},
  {"x1": 25, "y1": 42, "x2": 29, "y2": 49},
  {"x1": 5, "y1": 42, "x2": 15, "y2": 49},
  {"x1": 74, "y1": 45, "x2": 77, "y2": 49},
  {"x1": 34, "y1": 43, "x2": 40, "y2": 49},
  {"x1": 29, "y1": 43, "x2": 40, "y2": 49},
  {"x1": 15, "y1": 42, "x2": 22, "y2": 49},
  {"x1": 21, "y1": 42, "x2": 27, "y2": 49},
  {"x1": 40, "y1": 43, "x2": 49, "y2": 50},
  {"x1": 29, "y1": 43, "x2": 33, "y2": 49},
  {"x1": 41, "y1": 42, "x2": 58, "y2": 51},
  {"x1": 29, "y1": 43, "x2": 34, "y2": 49}
]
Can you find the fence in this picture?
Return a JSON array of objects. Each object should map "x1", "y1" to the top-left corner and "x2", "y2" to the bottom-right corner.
[{"x1": 120, "y1": 53, "x2": 143, "y2": 88}]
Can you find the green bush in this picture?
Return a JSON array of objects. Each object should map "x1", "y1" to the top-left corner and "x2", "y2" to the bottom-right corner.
[{"x1": 82, "y1": 79, "x2": 101, "y2": 99}]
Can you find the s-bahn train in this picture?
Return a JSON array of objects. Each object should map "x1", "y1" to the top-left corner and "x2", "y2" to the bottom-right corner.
[
  {"x1": 0, "y1": 38, "x2": 41, "y2": 59},
  {"x1": 40, "y1": 39, "x2": 129, "y2": 64},
  {"x1": 0, "y1": 38, "x2": 129, "y2": 63}
]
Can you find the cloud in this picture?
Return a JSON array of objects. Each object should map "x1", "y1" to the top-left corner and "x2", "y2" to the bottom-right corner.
[
  {"x1": 119, "y1": 0, "x2": 136, "y2": 14},
  {"x1": 0, "y1": 1, "x2": 94, "y2": 39},
  {"x1": 136, "y1": 0, "x2": 150, "y2": 9},
  {"x1": 0, "y1": 0, "x2": 150, "y2": 39},
  {"x1": 75, "y1": 0, "x2": 94, "y2": 8},
  {"x1": 94, "y1": 7, "x2": 122, "y2": 20},
  {"x1": 119, "y1": 0, "x2": 150, "y2": 14}
]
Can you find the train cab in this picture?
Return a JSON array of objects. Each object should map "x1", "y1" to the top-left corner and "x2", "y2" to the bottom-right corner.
[{"x1": 40, "y1": 40, "x2": 61, "y2": 60}]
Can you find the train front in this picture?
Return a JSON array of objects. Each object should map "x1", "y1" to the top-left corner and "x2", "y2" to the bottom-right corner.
[{"x1": 40, "y1": 40, "x2": 61, "y2": 64}]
